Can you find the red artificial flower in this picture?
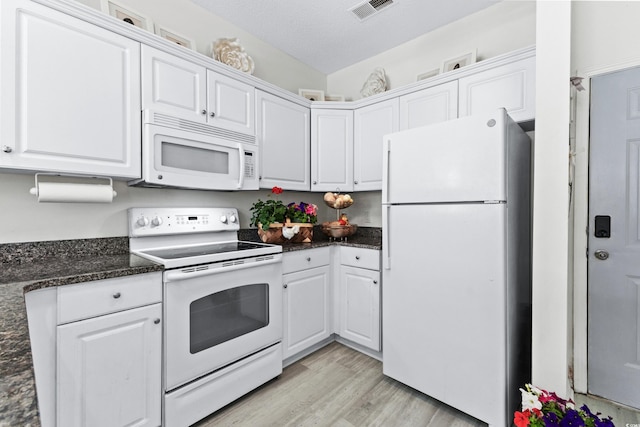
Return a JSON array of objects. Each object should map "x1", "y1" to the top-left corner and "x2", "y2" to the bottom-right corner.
[
  {"x1": 514, "y1": 410, "x2": 531, "y2": 427},
  {"x1": 271, "y1": 186, "x2": 283, "y2": 194}
]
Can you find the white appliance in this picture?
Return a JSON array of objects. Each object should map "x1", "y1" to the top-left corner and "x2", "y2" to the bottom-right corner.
[
  {"x1": 381, "y1": 109, "x2": 531, "y2": 427},
  {"x1": 129, "y1": 207, "x2": 282, "y2": 427},
  {"x1": 129, "y1": 110, "x2": 259, "y2": 191}
]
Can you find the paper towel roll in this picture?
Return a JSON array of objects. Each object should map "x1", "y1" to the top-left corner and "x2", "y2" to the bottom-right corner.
[{"x1": 30, "y1": 182, "x2": 116, "y2": 203}]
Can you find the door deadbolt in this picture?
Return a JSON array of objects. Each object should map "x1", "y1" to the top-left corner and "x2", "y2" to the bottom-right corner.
[
  {"x1": 594, "y1": 215, "x2": 611, "y2": 238},
  {"x1": 594, "y1": 250, "x2": 609, "y2": 260}
]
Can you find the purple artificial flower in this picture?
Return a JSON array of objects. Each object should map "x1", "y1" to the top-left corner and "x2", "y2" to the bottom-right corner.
[
  {"x1": 594, "y1": 417, "x2": 615, "y2": 427},
  {"x1": 559, "y1": 409, "x2": 585, "y2": 427},
  {"x1": 543, "y1": 412, "x2": 561, "y2": 426}
]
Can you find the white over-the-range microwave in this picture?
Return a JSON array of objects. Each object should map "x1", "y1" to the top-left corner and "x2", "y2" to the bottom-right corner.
[{"x1": 128, "y1": 110, "x2": 259, "y2": 191}]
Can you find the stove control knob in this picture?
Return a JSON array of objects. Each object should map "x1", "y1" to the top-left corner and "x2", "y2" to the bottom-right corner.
[
  {"x1": 137, "y1": 216, "x2": 149, "y2": 227},
  {"x1": 151, "y1": 216, "x2": 163, "y2": 227},
  {"x1": 220, "y1": 215, "x2": 228, "y2": 224},
  {"x1": 229, "y1": 214, "x2": 237, "y2": 223}
]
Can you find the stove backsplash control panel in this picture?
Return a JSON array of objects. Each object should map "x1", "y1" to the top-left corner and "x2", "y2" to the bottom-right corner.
[{"x1": 128, "y1": 207, "x2": 240, "y2": 237}]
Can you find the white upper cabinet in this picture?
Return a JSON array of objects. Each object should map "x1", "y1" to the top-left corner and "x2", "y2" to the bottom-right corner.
[
  {"x1": 354, "y1": 98, "x2": 399, "y2": 191},
  {"x1": 142, "y1": 45, "x2": 255, "y2": 138},
  {"x1": 311, "y1": 109, "x2": 354, "y2": 192},
  {"x1": 207, "y1": 71, "x2": 255, "y2": 136},
  {"x1": 141, "y1": 45, "x2": 206, "y2": 122},
  {"x1": 0, "y1": 0, "x2": 141, "y2": 178},
  {"x1": 256, "y1": 90, "x2": 310, "y2": 190},
  {"x1": 399, "y1": 80, "x2": 458, "y2": 130},
  {"x1": 458, "y1": 56, "x2": 535, "y2": 123}
]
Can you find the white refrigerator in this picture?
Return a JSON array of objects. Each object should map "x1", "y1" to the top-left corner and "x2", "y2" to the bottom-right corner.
[{"x1": 381, "y1": 109, "x2": 531, "y2": 427}]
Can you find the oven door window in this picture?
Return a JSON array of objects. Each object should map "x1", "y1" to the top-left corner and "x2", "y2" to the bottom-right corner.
[{"x1": 189, "y1": 283, "x2": 269, "y2": 354}]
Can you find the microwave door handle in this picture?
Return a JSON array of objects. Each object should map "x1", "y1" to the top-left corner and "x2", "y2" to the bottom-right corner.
[{"x1": 237, "y1": 143, "x2": 245, "y2": 189}]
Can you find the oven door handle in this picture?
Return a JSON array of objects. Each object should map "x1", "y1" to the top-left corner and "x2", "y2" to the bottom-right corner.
[{"x1": 164, "y1": 256, "x2": 281, "y2": 282}]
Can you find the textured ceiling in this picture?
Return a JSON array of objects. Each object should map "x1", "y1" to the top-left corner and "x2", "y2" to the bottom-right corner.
[{"x1": 189, "y1": 0, "x2": 502, "y2": 74}]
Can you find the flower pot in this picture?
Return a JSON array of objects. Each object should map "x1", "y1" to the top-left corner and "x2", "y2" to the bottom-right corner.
[{"x1": 257, "y1": 219, "x2": 313, "y2": 244}]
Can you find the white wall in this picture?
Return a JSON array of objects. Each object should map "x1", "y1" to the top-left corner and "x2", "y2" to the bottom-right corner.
[
  {"x1": 570, "y1": 1, "x2": 640, "y2": 393},
  {"x1": 74, "y1": 0, "x2": 325, "y2": 94},
  {"x1": 0, "y1": 173, "x2": 381, "y2": 243},
  {"x1": 326, "y1": 1, "x2": 536, "y2": 101},
  {"x1": 531, "y1": 1, "x2": 572, "y2": 397}
]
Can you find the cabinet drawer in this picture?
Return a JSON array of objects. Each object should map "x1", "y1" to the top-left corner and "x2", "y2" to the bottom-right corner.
[
  {"x1": 340, "y1": 247, "x2": 380, "y2": 271},
  {"x1": 57, "y1": 272, "x2": 162, "y2": 324},
  {"x1": 282, "y1": 247, "x2": 330, "y2": 274}
]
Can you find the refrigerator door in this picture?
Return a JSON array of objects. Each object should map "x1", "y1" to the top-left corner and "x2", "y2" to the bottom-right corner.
[
  {"x1": 383, "y1": 109, "x2": 508, "y2": 205},
  {"x1": 382, "y1": 203, "x2": 507, "y2": 426}
]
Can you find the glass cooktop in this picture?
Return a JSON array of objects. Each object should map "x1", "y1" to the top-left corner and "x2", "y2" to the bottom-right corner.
[{"x1": 141, "y1": 241, "x2": 272, "y2": 260}]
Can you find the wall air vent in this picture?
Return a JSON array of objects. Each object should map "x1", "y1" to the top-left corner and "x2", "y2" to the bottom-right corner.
[{"x1": 349, "y1": 0, "x2": 395, "y2": 21}]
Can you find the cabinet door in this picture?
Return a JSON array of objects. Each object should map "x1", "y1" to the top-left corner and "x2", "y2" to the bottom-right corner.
[
  {"x1": 257, "y1": 91, "x2": 310, "y2": 190},
  {"x1": 354, "y1": 98, "x2": 399, "y2": 191},
  {"x1": 282, "y1": 265, "x2": 331, "y2": 359},
  {"x1": 311, "y1": 109, "x2": 354, "y2": 192},
  {"x1": 0, "y1": 0, "x2": 141, "y2": 178},
  {"x1": 141, "y1": 45, "x2": 207, "y2": 122},
  {"x1": 57, "y1": 304, "x2": 162, "y2": 427},
  {"x1": 207, "y1": 70, "x2": 255, "y2": 137},
  {"x1": 458, "y1": 56, "x2": 535, "y2": 123},
  {"x1": 399, "y1": 81, "x2": 458, "y2": 130},
  {"x1": 340, "y1": 266, "x2": 381, "y2": 351}
]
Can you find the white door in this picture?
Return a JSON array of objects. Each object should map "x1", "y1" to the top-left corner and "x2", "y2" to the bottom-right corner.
[
  {"x1": 340, "y1": 266, "x2": 380, "y2": 351},
  {"x1": 354, "y1": 98, "x2": 399, "y2": 191},
  {"x1": 311, "y1": 109, "x2": 354, "y2": 192},
  {"x1": 384, "y1": 110, "x2": 509, "y2": 205},
  {"x1": 382, "y1": 203, "x2": 507, "y2": 426},
  {"x1": 256, "y1": 90, "x2": 310, "y2": 190},
  {"x1": 57, "y1": 304, "x2": 162, "y2": 427},
  {"x1": 207, "y1": 70, "x2": 255, "y2": 137},
  {"x1": 282, "y1": 266, "x2": 331, "y2": 359},
  {"x1": 399, "y1": 80, "x2": 458, "y2": 130},
  {"x1": 0, "y1": 0, "x2": 141, "y2": 178},
  {"x1": 141, "y1": 45, "x2": 207, "y2": 122},
  {"x1": 588, "y1": 67, "x2": 640, "y2": 409}
]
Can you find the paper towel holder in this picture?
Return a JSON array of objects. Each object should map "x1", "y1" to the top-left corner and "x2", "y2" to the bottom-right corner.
[{"x1": 29, "y1": 173, "x2": 118, "y2": 203}]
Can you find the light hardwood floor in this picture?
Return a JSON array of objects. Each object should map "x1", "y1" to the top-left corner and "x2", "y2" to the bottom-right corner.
[{"x1": 195, "y1": 342, "x2": 487, "y2": 427}]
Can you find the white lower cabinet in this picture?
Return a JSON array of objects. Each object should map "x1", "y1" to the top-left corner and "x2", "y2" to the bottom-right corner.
[
  {"x1": 56, "y1": 274, "x2": 162, "y2": 427},
  {"x1": 338, "y1": 248, "x2": 381, "y2": 352},
  {"x1": 282, "y1": 248, "x2": 332, "y2": 359}
]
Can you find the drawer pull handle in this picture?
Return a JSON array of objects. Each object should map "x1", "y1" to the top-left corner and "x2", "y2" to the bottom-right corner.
[
  {"x1": 355, "y1": 256, "x2": 360, "y2": 260},
  {"x1": 306, "y1": 257, "x2": 311, "y2": 262},
  {"x1": 112, "y1": 292, "x2": 121, "y2": 299},
  {"x1": 283, "y1": 284, "x2": 288, "y2": 289},
  {"x1": 373, "y1": 280, "x2": 378, "y2": 285},
  {"x1": 154, "y1": 318, "x2": 161, "y2": 324}
]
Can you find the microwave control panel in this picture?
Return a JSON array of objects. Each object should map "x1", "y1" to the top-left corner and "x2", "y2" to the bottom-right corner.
[{"x1": 244, "y1": 151, "x2": 255, "y2": 178}]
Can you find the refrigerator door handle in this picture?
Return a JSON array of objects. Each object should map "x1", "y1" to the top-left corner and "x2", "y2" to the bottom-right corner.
[
  {"x1": 382, "y1": 138, "x2": 390, "y2": 204},
  {"x1": 383, "y1": 205, "x2": 390, "y2": 270}
]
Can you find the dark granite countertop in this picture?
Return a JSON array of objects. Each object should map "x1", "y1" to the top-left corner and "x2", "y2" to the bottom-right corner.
[
  {"x1": 0, "y1": 229, "x2": 380, "y2": 426},
  {"x1": 0, "y1": 237, "x2": 163, "y2": 427}
]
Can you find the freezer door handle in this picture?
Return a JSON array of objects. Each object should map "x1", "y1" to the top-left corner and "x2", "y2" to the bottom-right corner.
[
  {"x1": 382, "y1": 138, "x2": 390, "y2": 204},
  {"x1": 383, "y1": 205, "x2": 390, "y2": 270}
]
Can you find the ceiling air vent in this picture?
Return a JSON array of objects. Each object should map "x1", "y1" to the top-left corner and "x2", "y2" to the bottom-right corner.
[{"x1": 349, "y1": 0, "x2": 395, "y2": 21}]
